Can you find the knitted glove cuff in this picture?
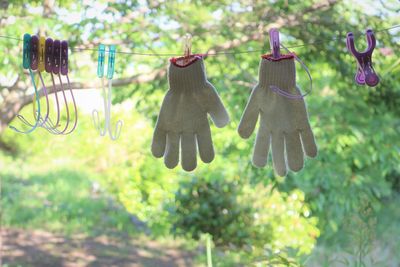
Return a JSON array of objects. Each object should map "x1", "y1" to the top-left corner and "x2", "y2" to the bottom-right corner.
[
  {"x1": 168, "y1": 56, "x2": 208, "y2": 90},
  {"x1": 258, "y1": 57, "x2": 296, "y2": 91}
]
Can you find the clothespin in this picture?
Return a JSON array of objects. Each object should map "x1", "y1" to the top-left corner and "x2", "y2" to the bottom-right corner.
[
  {"x1": 269, "y1": 28, "x2": 281, "y2": 59},
  {"x1": 92, "y1": 44, "x2": 122, "y2": 140},
  {"x1": 107, "y1": 45, "x2": 116, "y2": 80},
  {"x1": 346, "y1": 29, "x2": 379, "y2": 87},
  {"x1": 60, "y1": 40, "x2": 68, "y2": 76},
  {"x1": 22, "y1": 33, "x2": 31, "y2": 69},
  {"x1": 30, "y1": 35, "x2": 39, "y2": 71},
  {"x1": 45, "y1": 38, "x2": 53, "y2": 73},
  {"x1": 38, "y1": 37, "x2": 45, "y2": 72},
  {"x1": 183, "y1": 33, "x2": 192, "y2": 65},
  {"x1": 10, "y1": 33, "x2": 41, "y2": 134},
  {"x1": 97, "y1": 44, "x2": 106, "y2": 78},
  {"x1": 52, "y1": 40, "x2": 61, "y2": 74}
]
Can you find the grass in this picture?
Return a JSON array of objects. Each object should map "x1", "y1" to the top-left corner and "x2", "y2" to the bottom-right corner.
[{"x1": 1, "y1": 167, "x2": 136, "y2": 237}]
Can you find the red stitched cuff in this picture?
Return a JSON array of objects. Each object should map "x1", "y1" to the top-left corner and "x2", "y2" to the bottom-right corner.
[
  {"x1": 261, "y1": 53, "x2": 295, "y2": 61},
  {"x1": 170, "y1": 54, "x2": 204, "y2": 68}
]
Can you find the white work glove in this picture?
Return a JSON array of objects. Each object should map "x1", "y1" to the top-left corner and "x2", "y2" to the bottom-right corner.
[
  {"x1": 152, "y1": 56, "x2": 230, "y2": 171},
  {"x1": 238, "y1": 56, "x2": 317, "y2": 176}
]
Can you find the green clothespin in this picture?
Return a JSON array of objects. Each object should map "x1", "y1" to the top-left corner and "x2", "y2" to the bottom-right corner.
[
  {"x1": 97, "y1": 44, "x2": 106, "y2": 78},
  {"x1": 107, "y1": 45, "x2": 116, "y2": 80},
  {"x1": 23, "y1": 33, "x2": 31, "y2": 69}
]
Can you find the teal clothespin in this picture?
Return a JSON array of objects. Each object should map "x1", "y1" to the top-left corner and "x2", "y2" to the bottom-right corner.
[
  {"x1": 97, "y1": 44, "x2": 106, "y2": 78},
  {"x1": 107, "y1": 45, "x2": 116, "y2": 80},
  {"x1": 23, "y1": 33, "x2": 31, "y2": 69}
]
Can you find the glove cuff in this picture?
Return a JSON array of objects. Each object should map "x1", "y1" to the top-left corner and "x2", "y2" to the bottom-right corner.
[
  {"x1": 168, "y1": 55, "x2": 208, "y2": 90},
  {"x1": 258, "y1": 57, "x2": 296, "y2": 91}
]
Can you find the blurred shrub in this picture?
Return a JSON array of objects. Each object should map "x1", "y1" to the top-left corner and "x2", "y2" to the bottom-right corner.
[
  {"x1": 170, "y1": 176, "x2": 319, "y2": 256},
  {"x1": 171, "y1": 177, "x2": 263, "y2": 247}
]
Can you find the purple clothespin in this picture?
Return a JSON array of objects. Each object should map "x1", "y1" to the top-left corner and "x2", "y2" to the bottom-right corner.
[
  {"x1": 30, "y1": 35, "x2": 39, "y2": 70},
  {"x1": 60, "y1": 40, "x2": 68, "y2": 75},
  {"x1": 45, "y1": 38, "x2": 53, "y2": 73},
  {"x1": 52, "y1": 40, "x2": 61, "y2": 74},
  {"x1": 346, "y1": 29, "x2": 379, "y2": 87},
  {"x1": 269, "y1": 28, "x2": 281, "y2": 59}
]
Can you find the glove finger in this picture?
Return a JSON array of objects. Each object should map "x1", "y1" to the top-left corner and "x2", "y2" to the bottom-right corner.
[
  {"x1": 301, "y1": 128, "x2": 318, "y2": 158},
  {"x1": 206, "y1": 83, "x2": 230, "y2": 128},
  {"x1": 181, "y1": 132, "x2": 197, "y2": 171},
  {"x1": 285, "y1": 132, "x2": 304, "y2": 172},
  {"x1": 151, "y1": 125, "x2": 167, "y2": 158},
  {"x1": 196, "y1": 125, "x2": 214, "y2": 163},
  {"x1": 252, "y1": 131, "x2": 270, "y2": 168},
  {"x1": 271, "y1": 132, "x2": 287, "y2": 176},
  {"x1": 164, "y1": 132, "x2": 180, "y2": 169},
  {"x1": 238, "y1": 86, "x2": 260, "y2": 139}
]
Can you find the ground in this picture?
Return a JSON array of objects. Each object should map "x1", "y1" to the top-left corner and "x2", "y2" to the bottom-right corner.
[{"x1": 1, "y1": 228, "x2": 196, "y2": 267}]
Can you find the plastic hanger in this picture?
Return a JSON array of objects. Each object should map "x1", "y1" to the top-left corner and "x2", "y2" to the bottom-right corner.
[
  {"x1": 9, "y1": 33, "x2": 41, "y2": 134},
  {"x1": 92, "y1": 44, "x2": 123, "y2": 140}
]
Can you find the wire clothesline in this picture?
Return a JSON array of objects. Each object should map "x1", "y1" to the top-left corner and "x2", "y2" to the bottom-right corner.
[{"x1": 0, "y1": 24, "x2": 399, "y2": 57}]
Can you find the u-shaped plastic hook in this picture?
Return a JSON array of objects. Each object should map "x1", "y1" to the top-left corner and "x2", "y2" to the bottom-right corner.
[
  {"x1": 346, "y1": 29, "x2": 379, "y2": 87},
  {"x1": 92, "y1": 44, "x2": 123, "y2": 140}
]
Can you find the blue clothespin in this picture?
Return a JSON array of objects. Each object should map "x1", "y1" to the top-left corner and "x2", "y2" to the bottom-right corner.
[
  {"x1": 22, "y1": 33, "x2": 31, "y2": 69},
  {"x1": 107, "y1": 45, "x2": 116, "y2": 80},
  {"x1": 97, "y1": 44, "x2": 106, "y2": 78}
]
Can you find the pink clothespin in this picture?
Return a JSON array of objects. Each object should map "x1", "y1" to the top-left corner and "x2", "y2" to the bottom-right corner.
[
  {"x1": 269, "y1": 28, "x2": 281, "y2": 59},
  {"x1": 346, "y1": 29, "x2": 379, "y2": 87}
]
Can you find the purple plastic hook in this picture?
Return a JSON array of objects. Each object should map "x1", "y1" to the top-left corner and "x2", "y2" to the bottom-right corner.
[
  {"x1": 52, "y1": 40, "x2": 61, "y2": 74},
  {"x1": 45, "y1": 38, "x2": 53, "y2": 73},
  {"x1": 269, "y1": 28, "x2": 281, "y2": 59},
  {"x1": 30, "y1": 35, "x2": 39, "y2": 70},
  {"x1": 346, "y1": 29, "x2": 379, "y2": 87},
  {"x1": 60, "y1": 40, "x2": 68, "y2": 75}
]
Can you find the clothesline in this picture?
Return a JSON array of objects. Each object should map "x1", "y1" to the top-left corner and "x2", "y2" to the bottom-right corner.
[{"x1": 0, "y1": 24, "x2": 399, "y2": 57}]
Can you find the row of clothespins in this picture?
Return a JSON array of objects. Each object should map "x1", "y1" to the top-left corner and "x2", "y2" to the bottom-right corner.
[
  {"x1": 10, "y1": 28, "x2": 381, "y2": 140},
  {"x1": 9, "y1": 33, "x2": 122, "y2": 139}
]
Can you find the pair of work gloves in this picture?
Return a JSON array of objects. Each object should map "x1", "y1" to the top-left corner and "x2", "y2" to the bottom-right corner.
[{"x1": 151, "y1": 54, "x2": 317, "y2": 175}]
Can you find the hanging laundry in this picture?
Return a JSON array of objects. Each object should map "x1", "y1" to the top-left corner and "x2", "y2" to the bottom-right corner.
[
  {"x1": 238, "y1": 28, "x2": 317, "y2": 176},
  {"x1": 151, "y1": 35, "x2": 230, "y2": 171}
]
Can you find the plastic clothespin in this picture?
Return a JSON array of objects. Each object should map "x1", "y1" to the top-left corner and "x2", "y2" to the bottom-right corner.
[
  {"x1": 38, "y1": 37, "x2": 46, "y2": 72},
  {"x1": 52, "y1": 40, "x2": 61, "y2": 74},
  {"x1": 346, "y1": 29, "x2": 379, "y2": 87},
  {"x1": 269, "y1": 28, "x2": 281, "y2": 59},
  {"x1": 60, "y1": 40, "x2": 68, "y2": 76},
  {"x1": 107, "y1": 45, "x2": 116, "y2": 80},
  {"x1": 22, "y1": 34, "x2": 31, "y2": 69},
  {"x1": 45, "y1": 38, "x2": 54, "y2": 73},
  {"x1": 183, "y1": 33, "x2": 192, "y2": 64},
  {"x1": 30, "y1": 35, "x2": 39, "y2": 71},
  {"x1": 97, "y1": 44, "x2": 106, "y2": 78}
]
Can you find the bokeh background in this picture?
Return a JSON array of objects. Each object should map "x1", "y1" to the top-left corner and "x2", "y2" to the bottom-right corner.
[{"x1": 0, "y1": 1, "x2": 399, "y2": 266}]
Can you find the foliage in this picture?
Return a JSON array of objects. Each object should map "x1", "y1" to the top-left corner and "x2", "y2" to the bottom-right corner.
[
  {"x1": 0, "y1": 106, "x2": 177, "y2": 236},
  {"x1": 0, "y1": 159, "x2": 135, "y2": 236},
  {"x1": 1, "y1": 0, "x2": 400, "y2": 265},
  {"x1": 171, "y1": 175, "x2": 319, "y2": 256},
  {"x1": 171, "y1": 177, "x2": 259, "y2": 248}
]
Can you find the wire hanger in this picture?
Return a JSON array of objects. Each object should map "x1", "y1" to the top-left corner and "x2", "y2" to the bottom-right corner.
[{"x1": 92, "y1": 44, "x2": 123, "y2": 140}]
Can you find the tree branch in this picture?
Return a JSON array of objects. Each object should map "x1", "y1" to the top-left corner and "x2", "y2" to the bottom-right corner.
[{"x1": 21, "y1": 68, "x2": 167, "y2": 107}]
